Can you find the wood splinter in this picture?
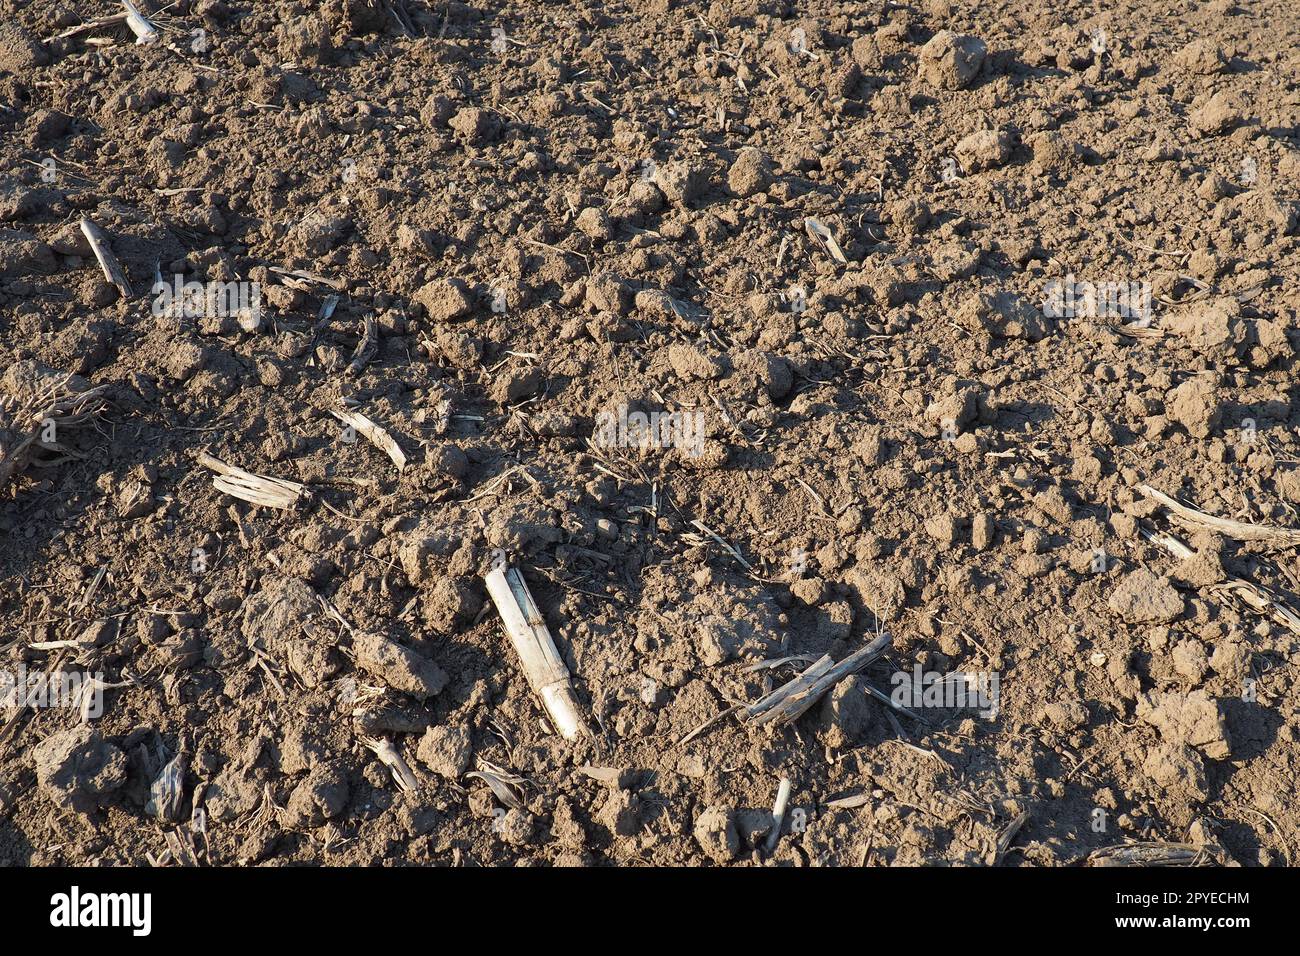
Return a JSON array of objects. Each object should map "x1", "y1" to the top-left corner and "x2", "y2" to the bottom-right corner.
[{"x1": 484, "y1": 565, "x2": 588, "y2": 741}]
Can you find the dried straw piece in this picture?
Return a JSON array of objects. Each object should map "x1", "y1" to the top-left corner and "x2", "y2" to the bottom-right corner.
[
  {"x1": 330, "y1": 408, "x2": 407, "y2": 471},
  {"x1": 347, "y1": 315, "x2": 379, "y2": 377},
  {"x1": 196, "y1": 451, "x2": 304, "y2": 510},
  {"x1": 991, "y1": 810, "x2": 1029, "y2": 865},
  {"x1": 465, "y1": 762, "x2": 527, "y2": 810},
  {"x1": 1139, "y1": 483, "x2": 1300, "y2": 547},
  {"x1": 826, "y1": 792, "x2": 871, "y2": 810},
  {"x1": 50, "y1": 13, "x2": 130, "y2": 42},
  {"x1": 121, "y1": 0, "x2": 159, "y2": 45},
  {"x1": 1143, "y1": 526, "x2": 1300, "y2": 636},
  {"x1": 145, "y1": 750, "x2": 187, "y2": 823},
  {"x1": 1088, "y1": 841, "x2": 1229, "y2": 867},
  {"x1": 804, "y1": 216, "x2": 847, "y2": 264},
  {"x1": 484, "y1": 566, "x2": 588, "y2": 740},
  {"x1": 362, "y1": 737, "x2": 419, "y2": 792},
  {"x1": 269, "y1": 266, "x2": 346, "y2": 291},
  {"x1": 746, "y1": 631, "x2": 893, "y2": 727},
  {"x1": 0, "y1": 374, "x2": 109, "y2": 488},
  {"x1": 79, "y1": 217, "x2": 133, "y2": 299}
]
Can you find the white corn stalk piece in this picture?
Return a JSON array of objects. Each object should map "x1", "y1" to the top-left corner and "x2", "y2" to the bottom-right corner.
[
  {"x1": 197, "y1": 451, "x2": 304, "y2": 510},
  {"x1": 121, "y1": 0, "x2": 160, "y2": 45},
  {"x1": 79, "y1": 217, "x2": 133, "y2": 299},
  {"x1": 485, "y1": 566, "x2": 587, "y2": 740},
  {"x1": 330, "y1": 408, "x2": 407, "y2": 471},
  {"x1": 765, "y1": 777, "x2": 792, "y2": 853}
]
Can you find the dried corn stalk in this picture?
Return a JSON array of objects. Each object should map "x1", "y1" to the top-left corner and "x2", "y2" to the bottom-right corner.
[
  {"x1": 0, "y1": 372, "x2": 109, "y2": 489},
  {"x1": 1088, "y1": 841, "x2": 1229, "y2": 867},
  {"x1": 804, "y1": 216, "x2": 847, "y2": 264},
  {"x1": 1143, "y1": 526, "x2": 1300, "y2": 637},
  {"x1": 1139, "y1": 483, "x2": 1300, "y2": 547},
  {"x1": 484, "y1": 566, "x2": 587, "y2": 740},
  {"x1": 330, "y1": 408, "x2": 408, "y2": 471},
  {"x1": 121, "y1": 0, "x2": 159, "y2": 44},
  {"x1": 765, "y1": 777, "x2": 792, "y2": 853},
  {"x1": 79, "y1": 217, "x2": 133, "y2": 299},
  {"x1": 362, "y1": 737, "x2": 419, "y2": 792},
  {"x1": 746, "y1": 631, "x2": 892, "y2": 727},
  {"x1": 196, "y1": 451, "x2": 304, "y2": 510}
]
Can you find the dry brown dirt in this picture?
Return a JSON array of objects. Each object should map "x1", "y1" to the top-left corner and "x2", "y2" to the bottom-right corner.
[{"x1": 1, "y1": 0, "x2": 1299, "y2": 867}]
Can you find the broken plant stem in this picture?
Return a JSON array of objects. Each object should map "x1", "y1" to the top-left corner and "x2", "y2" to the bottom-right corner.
[
  {"x1": 484, "y1": 565, "x2": 588, "y2": 740},
  {"x1": 766, "y1": 777, "x2": 792, "y2": 853},
  {"x1": 362, "y1": 737, "x2": 419, "y2": 792},
  {"x1": 747, "y1": 631, "x2": 893, "y2": 726},
  {"x1": 122, "y1": 0, "x2": 160, "y2": 45},
  {"x1": 79, "y1": 217, "x2": 134, "y2": 299}
]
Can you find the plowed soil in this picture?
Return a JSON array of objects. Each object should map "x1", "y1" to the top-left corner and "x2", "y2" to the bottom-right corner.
[{"x1": 2, "y1": 0, "x2": 1299, "y2": 867}]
